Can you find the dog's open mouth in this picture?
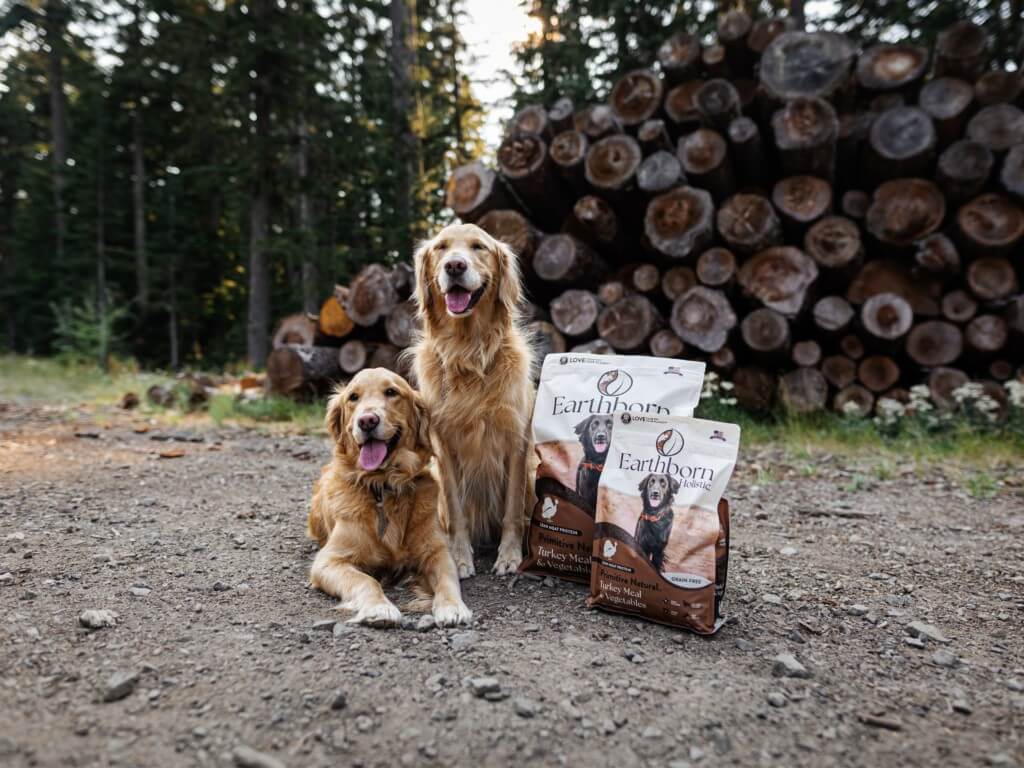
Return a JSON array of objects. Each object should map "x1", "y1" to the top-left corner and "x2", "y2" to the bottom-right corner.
[
  {"x1": 444, "y1": 284, "x2": 485, "y2": 315},
  {"x1": 649, "y1": 492, "x2": 662, "y2": 504},
  {"x1": 357, "y1": 429, "x2": 402, "y2": 472},
  {"x1": 594, "y1": 435, "x2": 609, "y2": 453}
]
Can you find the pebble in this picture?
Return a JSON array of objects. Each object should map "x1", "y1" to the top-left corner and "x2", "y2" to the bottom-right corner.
[
  {"x1": 523, "y1": 623, "x2": 540, "y2": 633},
  {"x1": 425, "y1": 673, "x2": 446, "y2": 691},
  {"x1": 212, "y1": 581, "x2": 232, "y2": 592},
  {"x1": 641, "y1": 726, "x2": 662, "y2": 739},
  {"x1": 952, "y1": 699, "x2": 972, "y2": 715},
  {"x1": 560, "y1": 699, "x2": 583, "y2": 719},
  {"x1": 103, "y1": 670, "x2": 139, "y2": 702},
  {"x1": 415, "y1": 615, "x2": 435, "y2": 632},
  {"x1": 233, "y1": 745, "x2": 286, "y2": 768},
  {"x1": 450, "y1": 631, "x2": 479, "y2": 651},
  {"x1": 932, "y1": 650, "x2": 959, "y2": 668},
  {"x1": 985, "y1": 753, "x2": 1017, "y2": 767},
  {"x1": 79, "y1": 609, "x2": 119, "y2": 630},
  {"x1": 906, "y1": 621, "x2": 950, "y2": 644},
  {"x1": 330, "y1": 690, "x2": 347, "y2": 710},
  {"x1": 690, "y1": 746, "x2": 706, "y2": 762},
  {"x1": 513, "y1": 697, "x2": 537, "y2": 718},
  {"x1": 598, "y1": 718, "x2": 617, "y2": 735},
  {"x1": 333, "y1": 622, "x2": 354, "y2": 639},
  {"x1": 0, "y1": 573, "x2": 13, "y2": 586},
  {"x1": 469, "y1": 677, "x2": 500, "y2": 698},
  {"x1": 766, "y1": 691, "x2": 788, "y2": 708},
  {"x1": 903, "y1": 637, "x2": 925, "y2": 649},
  {"x1": 772, "y1": 653, "x2": 811, "y2": 679},
  {"x1": 780, "y1": 546, "x2": 798, "y2": 556},
  {"x1": 761, "y1": 593, "x2": 782, "y2": 605},
  {"x1": 1007, "y1": 679, "x2": 1023, "y2": 692},
  {"x1": 354, "y1": 715, "x2": 374, "y2": 732},
  {"x1": 312, "y1": 619, "x2": 337, "y2": 632},
  {"x1": 845, "y1": 604, "x2": 869, "y2": 617}
]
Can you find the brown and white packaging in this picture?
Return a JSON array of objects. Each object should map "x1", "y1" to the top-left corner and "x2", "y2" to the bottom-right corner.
[
  {"x1": 588, "y1": 412, "x2": 739, "y2": 634},
  {"x1": 519, "y1": 353, "x2": 705, "y2": 582}
]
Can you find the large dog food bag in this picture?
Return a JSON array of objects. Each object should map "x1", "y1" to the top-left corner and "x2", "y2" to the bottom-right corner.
[
  {"x1": 520, "y1": 353, "x2": 705, "y2": 582},
  {"x1": 588, "y1": 412, "x2": 739, "y2": 634}
]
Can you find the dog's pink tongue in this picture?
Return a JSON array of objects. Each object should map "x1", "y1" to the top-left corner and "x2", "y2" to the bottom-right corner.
[
  {"x1": 358, "y1": 440, "x2": 388, "y2": 471},
  {"x1": 445, "y1": 288, "x2": 472, "y2": 313}
]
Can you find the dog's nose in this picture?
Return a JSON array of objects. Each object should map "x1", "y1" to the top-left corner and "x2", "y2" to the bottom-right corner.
[
  {"x1": 357, "y1": 413, "x2": 380, "y2": 432},
  {"x1": 444, "y1": 257, "x2": 467, "y2": 276}
]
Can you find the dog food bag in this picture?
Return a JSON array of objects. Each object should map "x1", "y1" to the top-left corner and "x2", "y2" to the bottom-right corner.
[
  {"x1": 520, "y1": 353, "x2": 705, "y2": 582},
  {"x1": 589, "y1": 412, "x2": 739, "y2": 634}
]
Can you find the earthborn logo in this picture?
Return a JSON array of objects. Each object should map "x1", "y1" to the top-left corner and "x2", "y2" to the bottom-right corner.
[
  {"x1": 597, "y1": 369, "x2": 633, "y2": 396},
  {"x1": 656, "y1": 428, "x2": 685, "y2": 456}
]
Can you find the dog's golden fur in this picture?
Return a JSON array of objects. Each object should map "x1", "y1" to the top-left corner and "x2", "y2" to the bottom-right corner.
[
  {"x1": 410, "y1": 223, "x2": 535, "y2": 577},
  {"x1": 307, "y1": 368, "x2": 471, "y2": 626}
]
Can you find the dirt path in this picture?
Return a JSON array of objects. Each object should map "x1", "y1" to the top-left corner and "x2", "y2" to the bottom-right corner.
[{"x1": 1, "y1": 403, "x2": 1022, "y2": 768}]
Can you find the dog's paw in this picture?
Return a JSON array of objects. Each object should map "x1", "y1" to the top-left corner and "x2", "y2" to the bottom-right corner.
[
  {"x1": 347, "y1": 601, "x2": 402, "y2": 628},
  {"x1": 492, "y1": 547, "x2": 523, "y2": 576},
  {"x1": 451, "y1": 540, "x2": 476, "y2": 579},
  {"x1": 432, "y1": 599, "x2": 473, "y2": 627}
]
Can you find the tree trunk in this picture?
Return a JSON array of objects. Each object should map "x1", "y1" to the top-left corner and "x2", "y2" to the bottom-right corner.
[
  {"x1": 644, "y1": 186, "x2": 715, "y2": 259},
  {"x1": 446, "y1": 162, "x2": 510, "y2": 222},
  {"x1": 498, "y1": 133, "x2": 564, "y2": 225},
  {"x1": 975, "y1": 69, "x2": 1024, "y2": 107},
  {"x1": 717, "y1": 9, "x2": 754, "y2": 76},
  {"x1": 661, "y1": 266, "x2": 697, "y2": 302},
  {"x1": 695, "y1": 79, "x2": 741, "y2": 133},
  {"x1": 548, "y1": 97, "x2": 575, "y2": 133},
  {"x1": 966, "y1": 104, "x2": 1024, "y2": 153},
  {"x1": 664, "y1": 80, "x2": 705, "y2": 135},
  {"x1": 779, "y1": 367, "x2": 828, "y2": 413},
  {"x1": 609, "y1": 69, "x2": 664, "y2": 129},
  {"x1": 928, "y1": 366, "x2": 969, "y2": 410},
  {"x1": 741, "y1": 308, "x2": 791, "y2": 361},
  {"x1": 273, "y1": 313, "x2": 318, "y2": 348},
  {"x1": 576, "y1": 104, "x2": 622, "y2": 141},
  {"x1": 833, "y1": 384, "x2": 874, "y2": 416},
  {"x1": 637, "y1": 119, "x2": 673, "y2": 154},
  {"x1": 759, "y1": 30, "x2": 856, "y2": 101},
  {"x1": 965, "y1": 314, "x2": 1008, "y2": 357},
  {"x1": 385, "y1": 299, "x2": 419, "y2": 348},
  {"x1": 846, "y1": 259, "x2": 941, "y2": 315},
  {"x1": 132, "y1": 107, "x2": 147, "y2": 310},
  {"x1": 701, "y1": 43, "x2": 728, "y2": 78},
  {"x1": 934, "y1": 20, "x2": 988, "y2": 80},
  {"x1": 268, "y1": 345, "x2": 342, "y2": 395},
  {"x1": 509, "y1": 104, "x2": 551, "y2": 138},
  {"x1": 657, "y1": 32, "x2": 701, "y2": 85},
  {"x1": 649, "y1": 329, "x2": 685, "y2": 357},
  {"x1": 772, "y1": 175, "x2": 832, "y2": 232},
  {"x1": 529, "y1": 321, "x2": 567, "y2": 361},
  {"x1": 297, "y1": 113, "x2": 318, "y2": 314},
  {"x1": 840, "y1": 333, "x2": 865, "y2": 360},
  {"x1": 733, "y1": 365, "x2": 775, "y2": 411},
  {"x1": 813, "y1": 295, "x2": 855, "y2": 334},
  {"x1": 856, "y1": 44, "x2": 928, "y2": 92},
  {"x1": 45, "y1": 1, "x2": 68, "y2": 269},
  {"x1": 915, "y1": 234, "x2": 960, "y2": 275},
  {"x1": 597, "y1": 281, "x2": 628, "y2": 306},
  {"x1": 772, "y1": 98, "x2": 839, "y2": 180},
  {"x1": 709, "y1": 345, "x2": 737, "y2": 376},
  {"x1": 865, "y1": 178, "x2": 945, "y2": 248},
  {"x1": 637, "y1": 151, "x2": 685, "y2": 197},
  {"x1": 956, "y1": 194, "x2": 1024, "y2": 257},
  {"x1": 841, "y1": 189, "x2": 869, "y2": 220},
  {"x1": 716, "y1": 193, "x2": 782, "y2": 254},
  {"x1": 344, "y1": 263, "x2": 401, "y2": 326},
  {"x1": 584, "y1": 134, "x2": 643, "y2": 202},
  {"x1": 669, "y1": 286, "x2": 737, "y2": 353},
  {"x1": 1001, "y1": 144, "x2": 1024, "y2": 201},
  {"x1": 339, "y1": 339, "x2": 370, "y2": 374},
  {"x1": 858, "y1": 355, "x2": 900, "y2": 392},
  {"x1": 822, "y1": 354, "x2": 857, "y2": 389},
  {"x1": 918, "y1": 77, "x2": 975, "y2": 148},
  {"x1": 550, "y1": 289, "x2": 602, "y2": 339},
  {"x1": 318, "y1": 289, "x2": 355, "y2": 341},
  {"x1": 937, "y1": 140, "x2": 994, "y2": 203},
  {"x1": 534, "y1": 234, "x2": 606, "y2": 287},
  {"x1": 737, "y1": 246, "x2": 819, "y2": 317},
  {"x1": 677, "y1": 129, "x2": 734, "y2": 201},
  {"x1": 622, "y1": 263, "x2": 661, "y2": 294},
  {"x1": 390, "y1": 0, "x2": 416, "y2": 248},
  {"x1": 867, "y1": 106, "x2": 936, "y2": 183},
  {"x1": 727, "y1": 116, "x2": 766, "y2": 188},
  {"x1": 905, "y1": 320, "x2": 964, "y2": 367},
  {"x1": 804, "y1": 215, "x2": 862, "y2": 284},
  {"x1": 597, "y1": 294, "x2": 661, "y2": 351},
  {"x1": 565, "y1": 195, "x2": 627, "y2": 255},
  {"x1": 549, "y1": 130, "x2": 589, "y2": 193},
  {"x1": 247, "y1": 0, "x2": 273, "y2": 369},
  {"x1": 696, "y1": 247, "x2": 737, "y2": 289},
  {"x1": 860, "y1": 292, "x2": 913, "y2": 344},
  {"x1": 477, "y1": 209, "x2": 541, "y2": 266},
  {"x1": 940, "y1": 290, "x2": 977, "y2": 323}
]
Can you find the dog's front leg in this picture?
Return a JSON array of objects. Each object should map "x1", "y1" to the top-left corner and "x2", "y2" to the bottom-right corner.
[
  {"x1": 436, "y1": 445, "x2": 475, "y2": 578},
  {"x1": 493, "y1": 436, "x2": 528, "y2": 575},
  {"x1": 310, "y1": 546, "x2": 401, "y2": 627},
  {"x1": 420, "y1": 545, "x2": 473, "y2": 627}
]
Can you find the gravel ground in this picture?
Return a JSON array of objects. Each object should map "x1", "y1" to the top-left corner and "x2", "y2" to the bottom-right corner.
[{"x1": 1, "y1": 401, "x2": 1022, "y2": 768}]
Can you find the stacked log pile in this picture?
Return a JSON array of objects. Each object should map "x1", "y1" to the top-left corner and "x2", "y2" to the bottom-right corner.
[{"x1": 439, "y1": 16, "x2": 1024, "y2": 415}]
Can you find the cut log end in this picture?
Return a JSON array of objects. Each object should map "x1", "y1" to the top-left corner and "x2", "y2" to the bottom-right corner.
[
  {"x1": 773, "y1": 176, "x2": 832, "y2": 226},
  {"x1": 609, "y1": 69, "x2": 664, "y2": 127},
  {"x1": 597, "y1": 294, "x2": 661, "y2": 352},
  {"x1": 906, "y1": 321, "x2": 964, "y2": 368},
  {"x1": 779, "y1": 367, "x2": 829, "y2": 414},
  {"x1": 670, "y1": 286, "x2": 737, "y2": 353},
  {"x1": 645, "y1": 186, "x2": 715, "y2": 260}
]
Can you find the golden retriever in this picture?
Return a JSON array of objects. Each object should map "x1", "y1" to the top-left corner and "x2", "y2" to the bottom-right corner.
[
  {"x1": 410, "y1": 223, "x2": 535, "y2": 577},
  {"x1": 307, "y1": 368, "x2": 471, "y2": 627}
]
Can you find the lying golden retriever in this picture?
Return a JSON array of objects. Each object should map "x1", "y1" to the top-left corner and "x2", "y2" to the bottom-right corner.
[
  {"x1": 307, "y1": 368, "x2": 471, "y2": 627},
  {"x1": 410, "y1": 223, "x2": 535, "y2": 577}
]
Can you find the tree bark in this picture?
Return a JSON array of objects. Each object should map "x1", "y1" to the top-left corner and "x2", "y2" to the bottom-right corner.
[
  {"x1": 772, "y1": 98, "x2": 839, "y2": 180},
  {"x1": 446, "y1": 162, "x2": 510, "y2": 222},
  {"x1": 846, "y1": 259, "x2": 941, "y2": 315},
  {"x1": 918, "y1": 77, "x2": 975, "y2": 148},
  {"x1": 498, "y1": 133, "x2": 563, "y2": 225},
  {"x1": 565, "y1": 195, "x2": 627, "y2": 254},
  {"x1": 779, "y1": 367, "x2": 828, "y2": 413},
  {"x1": 727, "y1": 116, "x2": 766, "y2": 188},
  {"x1": 268, "y1": 345, "x2": 342, "y2": 396},
  {"x1": 670, "y1": 286, "x2": 737, "y2": 353},
  {"x1": 131, "y1": 0, "x2": 148, "y2": 312},
  {"x1": 934, "y1": 20, "x2": 988, "y2": 80},
  {"x1": 867, "y1": 106, "x2": 936, "y2": 183},
  {"x1": 717, "y1": 9, "x2": 754, "y2": 75},
  {"x1": 549, "y1": 130, "x2": 589, "y2": 193},
  {"x1": 937, "y1": 140, "x2": 994, "y2": 203},
  {"x1": 389, "y1": 0, "x2": 416, "y2": 250},
  {"x1": 45, "y1": 0, "x2": 69, "y2": 270}
]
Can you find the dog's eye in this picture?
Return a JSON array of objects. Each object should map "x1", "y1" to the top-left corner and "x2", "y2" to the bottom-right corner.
[
  {"x1": 348, "y1": 392, "x2": 359, "y2": 402},
  {"x1": 384, "y1": 387, "x2": 398, "y2": 397},
  {"x1": 471, "y1": 241, "x2": 486, "y2": 251},
  {"x1": 436, "y1": 240, "x2": 448, "y2": 250}
]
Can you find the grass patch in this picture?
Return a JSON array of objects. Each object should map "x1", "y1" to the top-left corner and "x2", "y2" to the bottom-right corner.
[
  {"x1": 0, "y1": 354, "x2": 167, "y2": 405},
  {"x1": 208, "y1": 394, "x2": 323, "y2": 432}
]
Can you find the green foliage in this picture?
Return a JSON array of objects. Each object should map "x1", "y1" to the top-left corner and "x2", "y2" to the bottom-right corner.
[{"x1": 49, "y1": 287, "x2": 130, "y2": 366}]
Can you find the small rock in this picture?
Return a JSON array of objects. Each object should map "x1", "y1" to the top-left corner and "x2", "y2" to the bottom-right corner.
[
  {"x1": 469, "y1": 677, "x2": 500, "y2": 698},
  {"x1": 952, "y1": 698, "x2": 972, "y2": 715},
  {"x1": 598, "y1": 718, "x2": 617, "y2": 735},
  {"x1": 523, "y1": 623, "x2": 540, "y2": 633},
  {"x1": 0, "y1": 573, "x2": 13, "y2": 586},
  {"x1": 761, "y1": 593, "x2": 782, "y2": 605},
  {"x1": 903, "y1": 637, "x2": 925, "y2": 649},
  {"x1": 354, "y1": 715, "x2": 374, "y2": 733},
  {"x1": 130, "y1": 587, "x2": 151, "y2": 597},
  {"x1": 641, "y1": 726, "x2": 662, "y2": 739},
  {"x1": 483, "y1": 689, "x2": 509, "y2": 702},
  {"x1": 932, "y1": 649, "x2": 959, "y2": 668},
  {"x1": 772, "y1": 653, "x2": 811, "y2": 679},
  {"x1": 103, "y1": 670, "x2": 139, "y2": 702},
  {"x1": 233, "y1": 745, "x2": 286, "y2": 768},
  {"x1": 312, "y1": 619, "x2": 337, "y2": 632},
  {"x1": 450, "y1": 631, "x2": 479, "y2": 652},
  {"x1": 766, "y1": 691, "x2": 787, "y2": 708},
  {"x1": 689, "y1": 745, "x2": 706, "y2": 762},
  {"x1": 543, "y1": 577, "x2": 555, "y2": 587},
  {"x1": 425, "y1": 673, "x2": 446, "y2": 691},
  {"x1": 1007, "y1": 679, "x2": 1023, "y2": 692},
  {"x1": 906, "y1": 620, "x2": 950, "y2": 644},
  {"x1": 780, "y1": 546, "x2": 798, "y2": 556},
  {"x1": 845, "y1": 604, "x2": 869, "y2": 617},
  {"x1": 333, "y1": 622, "x2": 354, "y2": 639},
  {"x1": 513, "y1": 698, "x2": 537, "y2": 718},
  {"x1": 79, "y1": 609, "x2": 119, "y2": 630},
  {"x1": 560, "y1": 699, "x2": 583, "y2": 720},
  {"x1": 330, "y1": 690, "x2": 347, "y2": 711},
  {"x1": 415, "y1": 614, "x2": 435, "y2": 632},
  {"x1": 212, "y1": 581, "x2": 232, "y2": 592},
  {"x1": 985, "y1": 753, "x2": 1017, "y2": 767}
]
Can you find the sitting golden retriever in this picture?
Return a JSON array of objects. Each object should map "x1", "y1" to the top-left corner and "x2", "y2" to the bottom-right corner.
[
  {"x1": 410, "y1": 223, "x2": 535, "y2": 578},
  {"x1": 307, "y1": 368, "x2": 471, "y2": 627}
]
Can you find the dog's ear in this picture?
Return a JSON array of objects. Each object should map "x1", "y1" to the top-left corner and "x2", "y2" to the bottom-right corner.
[
  {"x1": 669, "y1": 476, "x2": 680, "y2": 495},
  {"x1": 412, "y1": 237, "x2": 436, "y2": 322},
  {"x1": 325, "y1": 386, "x2": 347, "y2": 450},
  {"x1": 411, "y1": 389, "x2": 432, "y2": 450},
  {"x1": 637, "y1": 474, "x2": 653, "y2": 494},
  {"x1": 489, "y1": 234, "x2": 523, "y2": 319},
  {"x1": 574, "y1": 416, "x2": 592, "y2": 436}
]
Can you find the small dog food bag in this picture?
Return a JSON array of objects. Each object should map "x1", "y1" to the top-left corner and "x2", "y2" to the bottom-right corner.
[
  {"x1": 520, "y1": 353, "x2": 705, "y2": 582},
  {"x1": 588, "y1": 412, "x2": 739, "y2": 634}
]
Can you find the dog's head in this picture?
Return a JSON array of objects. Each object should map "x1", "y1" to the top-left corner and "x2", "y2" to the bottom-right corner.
[
  {"x1": 325, "y1": 368, "x2": 431, "y2": 482},
  {"x1": 638, "y1": 473, "x2": 679, "y2": 510},
  {"x1": 575, "y1": 415, "x2": 614, "y2": 460},
  {"x1": 413, "y1": 223, "x2": 522, "y2": 327}
]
